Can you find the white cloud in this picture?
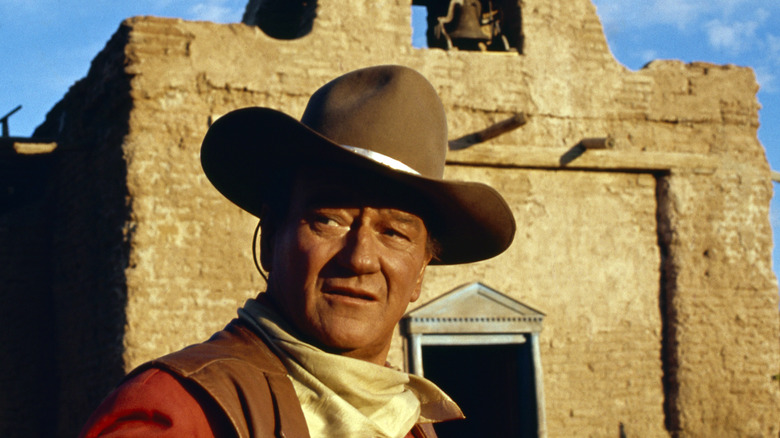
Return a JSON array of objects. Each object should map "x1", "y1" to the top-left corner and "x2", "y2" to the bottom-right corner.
[
  {"x1": 593, "y1": 0, "x2": 703, "y2": 30},
  {"x1": 0, "y1": 0, "x2": 44, "y2": 15},
  {"x1": 704, "y1": 8, "x2": 770, "y2": 55},
  {"x1": 593, "y1": 0, "x2": 775, "y2": 32},
  {"x1": 755, "y1": 66, "x2": 777, "y2": 93},
  {"x1": 771, "y1": 197, "x2": 780, "y2": 229},
  {"x1": 188, "y1": 1, "x2": 243, "y2": 23},
  {"x1": 0, "y1": 0, "x2": 61, "y2": 23},
  {"x1": 768, "y1": 34, "x2": 780, "y2": 61},
  {"x1": 705, "y1": 19, "x2": 756, "y2": 53},
  {"x1": 652, "y1": 0, "x2": 701, "y2": 30},
  {"x1": 636, "y1": 49, "x2": 659, "y2": 65}
]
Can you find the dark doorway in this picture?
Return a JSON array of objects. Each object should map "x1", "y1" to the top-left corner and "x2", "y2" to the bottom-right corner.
[{"x1": 423, "y1": 342, "x2": 538, "y2": 437}]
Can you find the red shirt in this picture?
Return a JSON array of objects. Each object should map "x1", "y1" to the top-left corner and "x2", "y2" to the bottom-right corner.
[
  {"x1": 80, "y1": 368, "x2": 421, "y2": 437},
  {"x1": 79, "y1": 368, "x2": 234, "y2": 437}
]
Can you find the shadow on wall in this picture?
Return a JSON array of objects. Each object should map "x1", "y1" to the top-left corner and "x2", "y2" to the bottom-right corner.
[
  {"x1": 0, "y1": 145, "x2": 59, "y2": 437},
  {"x1": 0, "y1": 23, "x2": 135, "y2": 438}
]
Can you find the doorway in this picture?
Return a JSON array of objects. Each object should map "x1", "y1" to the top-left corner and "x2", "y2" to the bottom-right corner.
[{"x1": 423, "y1": 342, "x2": 539, "y2": 437}]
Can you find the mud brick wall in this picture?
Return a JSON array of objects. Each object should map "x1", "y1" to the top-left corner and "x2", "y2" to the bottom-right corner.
[
  {"x1": 32, "y1": 26, "x2": 134, "y2": 437},
  {"x1": 16, "y1": 0, "x2": 780, "y2": 436}
]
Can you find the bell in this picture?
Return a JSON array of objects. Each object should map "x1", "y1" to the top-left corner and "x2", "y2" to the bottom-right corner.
[{"x1": 448, "y1": 0, "x2": 490, "y2": 44}]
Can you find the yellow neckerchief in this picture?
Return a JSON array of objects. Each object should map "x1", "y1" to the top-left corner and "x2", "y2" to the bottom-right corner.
[{"x1": 238, "y1": 298, "x2": 463, "y2": 438}]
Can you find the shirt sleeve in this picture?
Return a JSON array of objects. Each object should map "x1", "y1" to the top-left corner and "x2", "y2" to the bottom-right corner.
[{"x1": 78, "y1": 368, "x2": 234, "y2": 438}]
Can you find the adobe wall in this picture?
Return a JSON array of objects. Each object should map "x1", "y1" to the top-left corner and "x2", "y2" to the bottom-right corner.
[
  {"x1": 32, "y1": 25, "x2": 135, "y2": 437},
  {"x1": 0, "y1": 144, "x2": 58, "y2": 437},
  {"x1": 32, "y1": 0, "x2": 780, "y2": 436}
]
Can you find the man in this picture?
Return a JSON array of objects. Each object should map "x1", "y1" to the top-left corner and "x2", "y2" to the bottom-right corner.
[{"x1": 79, "y1": 65, "x2": 516, "y2": 437}]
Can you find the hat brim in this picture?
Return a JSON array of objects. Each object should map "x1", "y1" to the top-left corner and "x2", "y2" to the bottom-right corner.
[{"x1": 201, "y1": 107, "x2": 516, "y2": 265}]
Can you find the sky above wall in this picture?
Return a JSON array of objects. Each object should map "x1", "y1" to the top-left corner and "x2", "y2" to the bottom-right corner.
[
  {"x1": 589, "y1": 0, "x2": 780, "y2": 290},
  {"x1": 2, "y1": 0, "x2": 780, "y2": 287}
]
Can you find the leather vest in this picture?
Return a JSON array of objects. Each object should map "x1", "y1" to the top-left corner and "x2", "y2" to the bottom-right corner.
[{"x1": 131, "y1": 319, "x2": 437, "y2": 438}]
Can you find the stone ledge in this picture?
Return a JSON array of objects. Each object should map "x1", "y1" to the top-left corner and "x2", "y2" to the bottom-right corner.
[
  {"x1": 447, "y1": 144, "x2": 720, "y2": 172},
  {"x1": 0, "y1": 138, "x2": 58, "y2": 156}
]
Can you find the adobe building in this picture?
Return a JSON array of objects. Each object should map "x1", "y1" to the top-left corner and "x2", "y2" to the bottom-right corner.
[{"x1": 2, "y1": 0, "x2": 778, "y2": 436}]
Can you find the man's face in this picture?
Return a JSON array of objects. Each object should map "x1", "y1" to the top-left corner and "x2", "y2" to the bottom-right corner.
[{"x1": 265, "y1": 169, "x2": 432, "y2": 365}]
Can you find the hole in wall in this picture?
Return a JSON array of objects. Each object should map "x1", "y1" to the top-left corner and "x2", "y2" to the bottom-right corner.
[
  {"x1": 243, "y1": 0, "x2": 319, "y2": 40},
  {"x1": 412, "y1": 0, "x2": 523, "y2": 53}
]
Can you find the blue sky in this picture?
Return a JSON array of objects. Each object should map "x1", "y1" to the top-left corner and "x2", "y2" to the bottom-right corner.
[
  {"x1": 2, "y1": 0, "x2": 780, "y2": 287},
  {"x1": 592, "y1": 0, "x2": 780, "y2": 291}
]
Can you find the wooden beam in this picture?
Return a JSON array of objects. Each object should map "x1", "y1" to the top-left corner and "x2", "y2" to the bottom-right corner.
[
  {"x1": 446, "y1": 144, "x2": 719, "y2": 173},
  {"x1": 449, "y1": 113, "x2": 528, "y2": 150}
]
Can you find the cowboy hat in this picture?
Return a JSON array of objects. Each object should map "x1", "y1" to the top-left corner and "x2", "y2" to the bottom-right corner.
[{"x1": 201, "y1": 65, "x2": 515, "y2": 264}]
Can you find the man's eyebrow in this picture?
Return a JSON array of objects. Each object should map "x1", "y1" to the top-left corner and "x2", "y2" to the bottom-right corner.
[{"x1": 385, "y1": 210, "x2": 424, "y2": 228}]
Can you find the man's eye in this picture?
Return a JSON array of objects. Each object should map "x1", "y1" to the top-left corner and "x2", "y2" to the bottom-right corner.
[
  {"x1": 313, "y1": 215, "x2": 338, "y2": 226},
  {"x1": 383, "y1": 228, "x2": 408, "y2": 240}
]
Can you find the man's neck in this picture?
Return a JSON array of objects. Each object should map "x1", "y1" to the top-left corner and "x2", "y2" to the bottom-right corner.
[{"x1": 257, "y1": 291, "x2": 391, "y2": 365}]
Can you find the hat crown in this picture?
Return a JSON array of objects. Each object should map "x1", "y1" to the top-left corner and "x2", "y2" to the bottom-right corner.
[
  {"x1": 200, "y1": 65, "x2": 516, "y2": 264},
  {"x1": 301, "y1": 65, "x2": 448, "y2": 178}
]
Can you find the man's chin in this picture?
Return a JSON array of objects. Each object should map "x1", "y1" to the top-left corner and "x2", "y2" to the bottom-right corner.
[{"x1": 313, "y1": 328, "x2": 387, "y2": 364}]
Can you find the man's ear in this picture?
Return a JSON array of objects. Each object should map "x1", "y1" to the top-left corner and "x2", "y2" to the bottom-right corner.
[
  {"x1": 410, "y1": 254, "x2": 432, "y2": 303},
  {"x1": 259, "y1": 209, "x2": 275, "y2": 272}
]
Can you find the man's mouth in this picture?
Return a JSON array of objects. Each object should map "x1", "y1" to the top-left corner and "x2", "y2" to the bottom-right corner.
[{"x1": 322, "y1": 286, "x2": 378, "y2": 302}]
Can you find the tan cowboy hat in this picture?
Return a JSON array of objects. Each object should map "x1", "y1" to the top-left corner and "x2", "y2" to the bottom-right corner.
[{"x1": 201, "y1": 65, "x2": 515, "y2": 264}]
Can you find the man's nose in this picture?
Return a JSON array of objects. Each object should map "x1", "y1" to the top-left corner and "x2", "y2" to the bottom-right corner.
[{"x1": 338, "y1": 224, "x2": 381, "y2": 274}]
